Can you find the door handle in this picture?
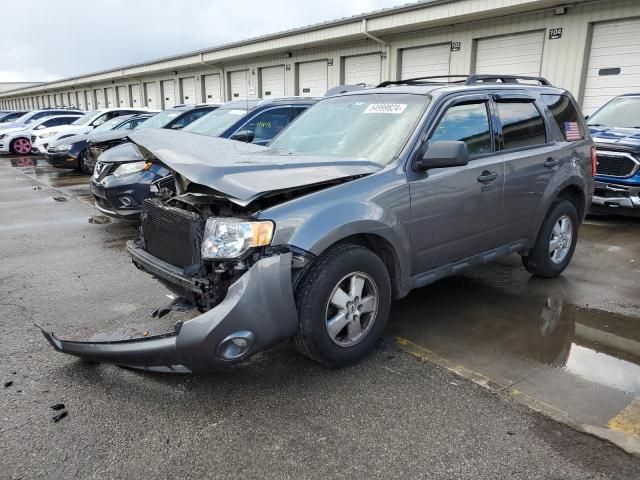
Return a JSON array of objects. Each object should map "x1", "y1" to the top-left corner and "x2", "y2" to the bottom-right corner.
[
  {"x1": 544, "y1": 158, "x2": 560, "y2": 168},
  {"x1": 477, "y1": 171, "x2": 498, "y2": 183}
]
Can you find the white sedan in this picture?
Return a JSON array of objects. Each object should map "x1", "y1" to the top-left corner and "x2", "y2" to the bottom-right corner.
[
  {"x1": 0, "y1": 114, "x2": 83, "y2": 155},
  {"x1": 32, "y1": 107, "x2": 158, "y2": 154}
]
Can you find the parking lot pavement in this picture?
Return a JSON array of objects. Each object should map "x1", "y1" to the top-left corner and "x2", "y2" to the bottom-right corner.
[{"x1": 1, "y1": 155, "x2": 640, "y2": 479}]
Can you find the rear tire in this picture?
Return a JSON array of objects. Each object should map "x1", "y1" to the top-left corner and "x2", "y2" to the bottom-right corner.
[
  {"x1": 293, "y1": 243, "x2": 391, "y2": 368},
  {"x1": 522, "y1": 200, "x2": 579, "y2": 278}
]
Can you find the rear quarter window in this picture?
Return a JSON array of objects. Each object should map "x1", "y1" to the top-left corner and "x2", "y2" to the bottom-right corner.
[{"x1": 541, "y1": 94, "x2": 586, "y2": 142}]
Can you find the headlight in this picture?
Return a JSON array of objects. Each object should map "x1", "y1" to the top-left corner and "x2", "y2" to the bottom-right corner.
[
  {"x1": 53, "y1": 144, "x2": 71, "y2": 152},
  {"x1": 201, "y1": 218, "x2": 274, "y2": 259},
  {"x1": 112, "y1": 161, "x2": 149, "y2": 177},
  {"x1": 40, "y1": 130, "x2": 59, "y2": 138}
]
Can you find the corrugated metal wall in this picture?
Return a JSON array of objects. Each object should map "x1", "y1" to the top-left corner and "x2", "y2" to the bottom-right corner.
[{"x1": 2, "y1": 0, "x2": 640, "y2": 110}]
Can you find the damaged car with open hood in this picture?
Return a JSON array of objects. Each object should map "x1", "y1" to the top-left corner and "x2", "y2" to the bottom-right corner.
[{"x1": 40, "y1": 75, "x2": 595, "y2": 373}]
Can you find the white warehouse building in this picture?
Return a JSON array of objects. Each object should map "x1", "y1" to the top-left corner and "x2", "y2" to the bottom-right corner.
[{"x1": 1, "y1": 0, "x2": 639, "y2": 114}]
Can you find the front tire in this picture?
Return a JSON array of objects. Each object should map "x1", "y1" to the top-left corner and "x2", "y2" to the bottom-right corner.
[
  {"x1": 10, "y1": 137, "x2": 32, "y2": 155},
  {"x1": 293, "y1": 243, "x2": 391, "y2": 368},
  {"x1": 77, "y1": 150, "x2": 91, "y2": 174},
  {"x1": 522, "y1": 200, "x2": 579, "y2": 278}
]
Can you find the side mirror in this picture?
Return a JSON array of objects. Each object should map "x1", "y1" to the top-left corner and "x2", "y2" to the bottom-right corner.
[
  {"x1": 170, "y1": 123, "x2": 183, "y2": 130},
  {"x1": 92, "y1": 119, "x2": 104, "y2": 127},
  {"x1": 230, "y1": 130, "x2": 255, "y2": 143},
  {"x1": 415, "y1": 141, "x2": 469, "y2": 171}
]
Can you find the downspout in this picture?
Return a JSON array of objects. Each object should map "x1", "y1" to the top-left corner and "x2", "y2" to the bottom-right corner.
[
  {"x1": 362, "y1": 18, "x2": 391, "y2": 82},
  {"x1": 121, "y1": 69, "x2": 143, "y2": 107},
  {"x1": 200, "y1": 53, "x2": 226, "y2": 102}
]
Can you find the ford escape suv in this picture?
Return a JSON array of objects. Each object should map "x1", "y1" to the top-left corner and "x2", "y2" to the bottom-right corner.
[{"x1": 40, "y1": 75, "x2": 595, "y2": 373}]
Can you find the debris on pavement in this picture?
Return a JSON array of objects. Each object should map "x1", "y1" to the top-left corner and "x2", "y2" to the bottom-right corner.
[
  {"x1": 50, "y1": 404, "x2": 65, "y2": 411},
  {"x1": 52, "y1": 410, "x2": 68, "y2": 422}
]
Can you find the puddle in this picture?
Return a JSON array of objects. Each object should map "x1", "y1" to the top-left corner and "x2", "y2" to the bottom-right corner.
[
  {"x1": 88, "y1": 215, "x2": 111, "y2": 225},
  {"x1": 386, "y1": 273, "x2": 640, "y2": 395}
]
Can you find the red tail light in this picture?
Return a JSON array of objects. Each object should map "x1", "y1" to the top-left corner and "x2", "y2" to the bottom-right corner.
[{"x1": 590, "y1": 145, "x2": 597, "y2": 177}]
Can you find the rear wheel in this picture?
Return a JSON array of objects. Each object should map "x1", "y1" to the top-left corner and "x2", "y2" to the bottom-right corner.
[
  {"x1": 10, "y1": 137, "x2": 31, "y2": 155},
  {"x1": 293, "y1": 243, "x2": 391, "y2": 368},
  {"x1": 77, "y1": 150, "x2": 91, "y2": 174},
  {"x1": 522, "y1": 200, "x2": 579, "y2": 278}
]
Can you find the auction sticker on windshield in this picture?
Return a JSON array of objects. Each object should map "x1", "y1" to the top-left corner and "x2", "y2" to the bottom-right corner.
[{"x1": 364, "y1": 104, "x2": 408, "y2": 114}]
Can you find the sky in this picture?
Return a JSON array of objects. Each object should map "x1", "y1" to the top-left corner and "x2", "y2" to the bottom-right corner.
[{"x1": 0, "y1": 0, "x2": 402, "y2": 82}]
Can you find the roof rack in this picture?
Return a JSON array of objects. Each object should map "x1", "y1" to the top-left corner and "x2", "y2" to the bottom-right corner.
[{"x1": 377, "y1": 74, "x2": 552, "y2": 88}]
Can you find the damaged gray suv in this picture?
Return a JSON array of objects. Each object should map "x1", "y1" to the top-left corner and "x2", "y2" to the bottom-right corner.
[{"x1": 40, "y1": 75, "x2": 595, "y2": 373}]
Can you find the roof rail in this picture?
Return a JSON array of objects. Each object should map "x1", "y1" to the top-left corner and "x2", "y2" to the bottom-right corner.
[
  {"x1": 377, "y1": 74, "x2": 553, "y2": 88},
  {"x1": 465, "y1": 75, "x2": 552, "y2": 86},
  {"x1": 377, "y1": 75, "x2": 469, "y2": 88}
]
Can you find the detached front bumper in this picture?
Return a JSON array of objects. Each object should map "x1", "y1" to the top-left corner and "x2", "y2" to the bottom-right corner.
[
  {"x1": 591, "y1": 180, "x2": 640, "y2": 215},
  {"x1": 38, "y1": 251, "x2": 300, "y2": 373}
]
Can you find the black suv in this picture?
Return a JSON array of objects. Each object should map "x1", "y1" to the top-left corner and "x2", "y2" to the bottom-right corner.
[{"x1": 40, "y1": 75, "x2": 595, "y2": 373}]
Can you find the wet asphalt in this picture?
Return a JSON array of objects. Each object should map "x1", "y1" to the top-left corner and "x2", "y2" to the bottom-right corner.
[{"x1": 1, "y1": 155, "x2": 640, "y2": 479}]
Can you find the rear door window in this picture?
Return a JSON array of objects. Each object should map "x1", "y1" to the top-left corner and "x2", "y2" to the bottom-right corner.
[
  {"x1": 540, "y1": 94, "x2": 586, "y2": 142},
  {"x1": 496, "y1": 101, "x2": 547, "y2": 150}
]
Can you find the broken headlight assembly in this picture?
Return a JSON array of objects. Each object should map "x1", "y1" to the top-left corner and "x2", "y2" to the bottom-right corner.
[
  {"x1": 201, "y1": 218, "x2": 274, "y2": 259},
  {"x1": 112, "y1": 161, "x2": 151, "y2": 177}
]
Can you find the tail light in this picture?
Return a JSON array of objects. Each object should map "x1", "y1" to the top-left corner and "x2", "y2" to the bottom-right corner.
[{"x1": 590, "y1": 145, "x2": 597, "y2": 177}]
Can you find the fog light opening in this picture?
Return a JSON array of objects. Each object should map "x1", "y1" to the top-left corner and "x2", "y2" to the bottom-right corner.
[
  {"x1": 216, "y1": 330, "x2": 256, "y2": 360},
  {"x1": 119, "y1": 195, "x2": 136, "y2": 208}
]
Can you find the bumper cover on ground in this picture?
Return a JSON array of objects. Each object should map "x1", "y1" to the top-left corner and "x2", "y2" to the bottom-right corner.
[{"x1": 38, "y1": 252, "x2": 299, "y2": 373}]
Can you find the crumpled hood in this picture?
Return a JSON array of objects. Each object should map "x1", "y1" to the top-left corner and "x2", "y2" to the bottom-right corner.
[
  {"x1": 589, "y1": 126, "x2": 640, "y2": 152},
  {"x1": 52, "y1": 132, "x2": 89, "y2": 147},
  {"x1": 96, "y1": 141, "x2": 143, "y2": 164},
  {"x1": 88, "y1": 129, "x2": 129, "y2": 144},
  {"x1": 127, "y1": 129, "x2": 381, "y2": 205}
]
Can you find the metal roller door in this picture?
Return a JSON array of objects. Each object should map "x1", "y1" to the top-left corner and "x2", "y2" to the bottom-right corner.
[
  {"x1": 144, "y1": 82, "x2": 157, "y2": 109},
  {"x1": 344, "y1": 53, "x2": 382, "y2": 85},
  {"x1": 162, "y1": 80, "x2": 176, "y2": 108},
  {"x1": 475, "y1": 31, "x2": 544, "y2": 77},
  {"x1": 582, "y1": 19, "x2": 640, "y2": 114},
  {"x1": 203, "y1": 74, "x2": 221, "y2": 102},
  {"x1": 401, "y1": 44, "x2": 451, "y2": 79},
  {"x1": 130, "y1": 84, "x2": 141, "y2": 107},
  {"x1": 229, "y1": 70, "x2": 249, "y2": 100},
  {"x1": 105, "y1": 88, "x2": 116, "y2": 107},
  {"x1": 117, "y1": 86, "x2": 128, "y2": 106},
  {"x1": 48, "y1": 95, "x2": 54, "y2": 107},
  {"x1": 260, "y1": 65, "x2": 285, "y2": 98},
  {"x1": 180, "y1": 77, "x2": 196, "y2": 104},
  {"x1": 298, "y1": 60, "x2": 328, "y2": 96},
  {"x1": 94, "y1": 89, "x2": 105, "y2": 108},
  {"x1": 67, "y1": 92, "x2": 75, "y2": 107},
  {"x1": 77, "y1": 91, "x2": 85, "y2": 110}
]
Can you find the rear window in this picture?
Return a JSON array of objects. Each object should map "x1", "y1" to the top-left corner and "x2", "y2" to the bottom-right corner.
[
  {"x1": 497, "y1": 101, "x2": 547, "y2": 150},
  {"x1": 541, "y1": 94, "x2": 586, "y2": 141}
]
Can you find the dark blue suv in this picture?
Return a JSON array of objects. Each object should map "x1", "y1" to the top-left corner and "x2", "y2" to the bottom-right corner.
[
  {"x1": 588, "y1": 94, "x2": 640, "y2": 216},
  {"x1": 90, "y1": 97, "x2": 319, "y2": 220}
]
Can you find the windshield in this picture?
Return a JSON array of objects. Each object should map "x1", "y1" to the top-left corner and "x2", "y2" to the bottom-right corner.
[
  {"x1": 183, "y1": 107, "x2": 249, "y2": 136},
  {"x1": 72, "y1": 111, "x2": 97, "y2": 125},
  {"x1": 137, "y1": 110, "x2": 182, "y2": 129},
  {"x1": 588, "y1": 97, "x2": 640, "y2": 129},
  {"x1": 269, "y1": 94, "x2": 428, "y2": 165},
  {"x1": 93, "y1": 116, "x2": 127, "y2": 133}
]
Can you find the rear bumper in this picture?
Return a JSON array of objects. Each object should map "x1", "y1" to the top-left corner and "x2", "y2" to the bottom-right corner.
[
  {"x1": 38, "y1": 250, "x2": 299, "y2": 373},
  {"x1": 591, "y1": 180, "x2": 640, "y2": 213}
]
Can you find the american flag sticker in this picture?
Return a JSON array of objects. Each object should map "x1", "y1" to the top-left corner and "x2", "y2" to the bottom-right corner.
[{"x1": 564, "y1": 122, "x2": 581, "y2": 141}]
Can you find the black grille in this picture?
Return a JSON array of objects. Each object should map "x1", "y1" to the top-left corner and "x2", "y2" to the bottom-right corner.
[
  {"x1": 596, "y1": 153, "x2": 638, "y2": 177},
  {"x1": 141, "y1": 199, "x2": 205, "y2": 271},
  {"x1": 31, "y1": 135, "x2": 37, "y2": 143}
]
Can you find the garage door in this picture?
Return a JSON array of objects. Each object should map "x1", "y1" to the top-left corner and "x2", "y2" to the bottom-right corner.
[
  {"x1": 162, "y1": 80, "x2": 176, "y2": 108},
  {"x1": 77, "y1": 91, "x2": 85, "y2": 110},
  {"x1": 117, "y1": 86, "x2": 128, "y2": 106},
  {"x1": 583, "y1": 19, "x2": 640, "y2": 114},
  {"x1": 144, "y1": 82, "x2": 157, "y2": 109},
  {"x1": 130, "y1": 84, "x2": 141, "y2": 107},
  {"x1": 298, "y1": 60, "x2": 328, "y2": 96},
  {"x1": 229, "y1": 70, "x2": 249, "y2": 100},
  {"x1": 401, "y1": 44, "x2": 451, "y2": 80},
  {"x1": 105, "y1": 88, "x2": 116, "y2": 107},
  {"x1": 180, "y1": 77, "x2": 196, "y2": 104},
  {"x1": 475, "y1": 31, "x2": 544, "y2": 77},
  {"x1": 94, "y1": 89, "x2": 105, "y2": 108},
  {"x1": 344, "y1": 53, "x2": 382, "y2": 85},
  {"x1": 203, "y1": 74, "x2": 222, "y2": 102},
  {"x1": 260, "y1": 65, "x2": 285, "y2": 98}
]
